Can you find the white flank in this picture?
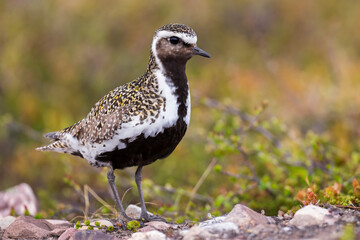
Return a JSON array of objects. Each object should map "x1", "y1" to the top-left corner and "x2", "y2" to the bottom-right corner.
[{"x1": 184, "y1": 86, "x2": 191, "y2": 126}]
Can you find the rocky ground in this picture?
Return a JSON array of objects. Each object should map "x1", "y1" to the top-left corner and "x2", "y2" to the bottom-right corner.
[{"x1": 0, "y1": 204, "x2": 359, "y2": 240}]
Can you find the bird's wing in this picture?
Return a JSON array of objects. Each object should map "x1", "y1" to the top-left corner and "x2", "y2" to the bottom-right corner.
[
  {"x1": 62, "y1": 82, "x2": 164, "y2": 144},
  {"x1": 37, "y1": 79, "x2": 164, "y2": 153}
]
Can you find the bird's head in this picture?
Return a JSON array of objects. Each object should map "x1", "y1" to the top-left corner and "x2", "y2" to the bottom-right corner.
[{"x1": 152, "y1": 23, "x2": 210, "y2": 65}]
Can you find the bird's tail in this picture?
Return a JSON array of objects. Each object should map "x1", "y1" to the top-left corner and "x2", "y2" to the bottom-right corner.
[
  {"x1": 36, "y1": 131, "x2": 68, "y2": 152},
  {"x1": 36, "y1": 140, "x2": 68, "y2": 152},
  {"x1": 44, "y1": 131, "x2": 62, "y2": 141}
]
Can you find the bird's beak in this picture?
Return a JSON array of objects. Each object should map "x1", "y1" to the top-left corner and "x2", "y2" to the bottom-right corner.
[{"x1": 193, "y1": 46, "x2": 211, "y2": 58}]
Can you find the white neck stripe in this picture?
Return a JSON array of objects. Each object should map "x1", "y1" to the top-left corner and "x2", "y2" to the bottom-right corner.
[{"x1": 151, "y1": 36, "x2": 164, "y2": 72}]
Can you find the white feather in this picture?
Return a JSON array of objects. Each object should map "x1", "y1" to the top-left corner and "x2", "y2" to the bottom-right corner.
[{"x1": 184, "y1": 87, "x2": 191, "y2": 126}]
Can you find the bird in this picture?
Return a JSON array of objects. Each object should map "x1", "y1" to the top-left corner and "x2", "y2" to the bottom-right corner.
[{"x1": 36, "y1": 23, "x2": 210, "y2": 223}]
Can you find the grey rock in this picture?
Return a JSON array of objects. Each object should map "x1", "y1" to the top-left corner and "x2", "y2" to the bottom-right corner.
[
  {"x1": 0, "y1": 183, "x2": 37, "y2": 217},
  {"x1": 0, "y1": 216, "x2": 16, "y2": 229},
  {"x1": 3, "y1": 216, "x2": 67, "y2": 239},
  {"x1": 183, "y1": 204, "x2": 275, "y2": 239},
  {"x1": 341, "y1": 214, "x2": 358, "y2": 223},
  {"x1": 202, "y1": 221, "x2": 240, "y2": 238},
  {"x1": 46, "y1": 219, "x2": 72, "y2": 228},
  {"x1": 282, "y1": 226, "x2": 292, "y2": 232},
  {"x1": 248, "y1": 223, "x2": 278, "y2": 235},
  {"x1": 72, "y1": 230, "x2": 120, "y2": 240},
  {"x1": 4, "y1": 216, "x2": 55, "y2": 238},
  {"x1": 289, "y1": 205, "x2": 338, "y2": 227},
  {"x1": 58, "y1": 228, "x2": 78, "y2": 240},
  {"x1": 198, "y1": 216, "x2": 226, "y2": 227},
  {"x1": 78, "y1": 219, "x2": 114, "y2": 231},
  {"x1": 183, "y1": 226, "x2": 214, "y2": 240},
  {"x1": 125, "y1": 204, "x2": 153, "y2": 220},
  {"x1": 88, "y1": 219, "x2": 114, "y2": 230},
  {"x1": 129, "y1": 230, "x2": 167, "y2": 240},
  {"x1": 183, "y1": 222, "x2": 240, "y2": 240},
  {"x1": 224, "y1": 204, "x2": 275, "y2": 228},
  {"x1": 52, "y1": 227, "x2": 68, "y2": 237},
  {"x1": 138, "y1": 221, "x2": 172, "y2": 232}
]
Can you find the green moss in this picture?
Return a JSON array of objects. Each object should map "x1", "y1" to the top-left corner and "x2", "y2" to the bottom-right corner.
[{"x1": 127, "y1": 220, "x2": 140, "y2": 232}]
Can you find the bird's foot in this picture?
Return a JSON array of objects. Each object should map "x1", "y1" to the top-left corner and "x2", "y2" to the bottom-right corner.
[
  {"x1": 113, "y1": 212, "x2": 134, "y2": 230},
  {"x1": 121, "y1": 213, "x2": 133, "y2": 221},
  {"x1": 115, "y1": 218, "x2": 127, "y2": 230},
  {"x1": 137, "y1": 212, "x2": 168, "y2": 225}
]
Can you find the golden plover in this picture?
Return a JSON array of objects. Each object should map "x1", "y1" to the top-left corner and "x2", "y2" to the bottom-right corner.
[{"x1": 37, "y1": 23, "x2": 210, "y2": 222}]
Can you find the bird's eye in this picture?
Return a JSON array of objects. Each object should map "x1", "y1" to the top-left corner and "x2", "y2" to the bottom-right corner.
[{"x1": 169, "y1": 36, "x2": 180, "y2": 45}]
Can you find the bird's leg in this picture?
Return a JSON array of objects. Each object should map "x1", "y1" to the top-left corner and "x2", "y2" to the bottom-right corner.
[
  {"x1": 135, "y1": 165, "x2": 167, "y2": 223},
  {"x1": 107, "y1": 168, "x2": 132, "y2": 223}
]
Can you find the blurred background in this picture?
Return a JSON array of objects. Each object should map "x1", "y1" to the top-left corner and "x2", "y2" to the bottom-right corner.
[{"x1": 1, "y1": 0, "x2": 360, "y2": 220}]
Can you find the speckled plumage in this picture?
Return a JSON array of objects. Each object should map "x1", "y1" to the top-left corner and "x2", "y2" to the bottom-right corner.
[
  {"x1": 37, "y1": 23, "x2": 210, "y2": 222},
  {"x1": 61, "y1": 68, "x2": 164, "y2": 145}
]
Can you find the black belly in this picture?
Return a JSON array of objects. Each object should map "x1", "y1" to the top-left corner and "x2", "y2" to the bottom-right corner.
[{"x1": 95, "y1": 119, "x2": 188, "y2": 169}]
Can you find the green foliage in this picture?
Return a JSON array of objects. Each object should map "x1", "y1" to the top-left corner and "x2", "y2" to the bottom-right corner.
[
  {"x1": 75, "y1": 221, "x2": 81, "y2": 229},
  {"x1": 23, "y1": 206, "x2": 30, "y2": 216},
  {"x1": 34, "y1": 213, "x2": 44, "y2": 219},
  {"x1": 101, "y1": 207, "x2": 111, "y2": 214},
  {"x1": 213, "y1": 164, "x2": 222, "y2": 173},
  {"x1": 320, "y1": 180, "x2": 360, "y2": 206},
  {"x1": 206, "y1": 101, "x2": 360, "y2": 214},
  {"x1": 9, "y1": 207, "x2": 16, "y2": 217},
  {"x1": 127, "y1": 220, "x2": 140, "y2": 232}
]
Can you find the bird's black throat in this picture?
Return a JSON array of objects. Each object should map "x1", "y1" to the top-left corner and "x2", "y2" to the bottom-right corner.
[{"x1": 95, "y1": 56, "x2": 190, "y2": 170}]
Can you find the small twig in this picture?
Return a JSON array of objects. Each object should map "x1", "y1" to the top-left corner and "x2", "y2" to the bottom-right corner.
[
  {"x1": 91, "y1": 206, "x2": 117, "y2": 219},
  {"x1": 70, "y1": 215, "x2": 85, "y2": 223},
  {"x1": 121, "y1": 187, "x2": 132, "y2": 204},
  {"x1": 238, "y1": 146, "x2": 260, "y2": 183},
  {"x1": 185, "y1": 158, "x2": 218, "y2": 213},
  {"x1": 173, "y1": 189, "x2": 184, "y2": 212},
  {"x1": 83, "y1": 184, "x2": 119, "y2": 218},
  {"x1": 84, "y1": 185, "x2": 89, "y2": 220},
  {"x1": 335, "y1": 205, "x2": 360, "y2": 210}
]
